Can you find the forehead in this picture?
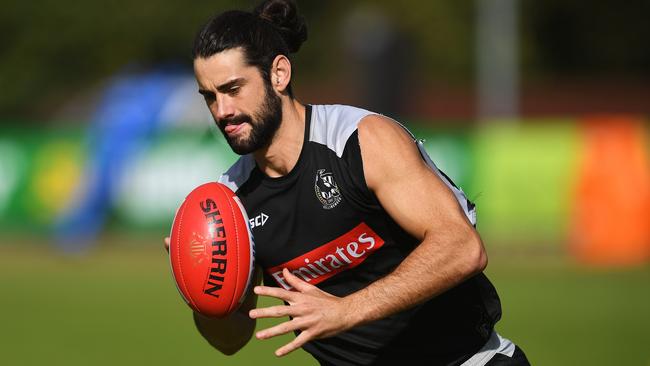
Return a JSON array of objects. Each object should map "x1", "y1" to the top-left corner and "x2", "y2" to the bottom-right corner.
[{"x1": 193, "y1": 48, "x2": 258, "y2": 86}]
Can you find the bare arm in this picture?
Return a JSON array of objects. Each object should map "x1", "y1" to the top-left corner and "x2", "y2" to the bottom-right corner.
[
  {"x1": 164, "y1": 237, "x2": 261, "y2": 355},
  {"x1": 249, "y1": 115, "x2": 487, "y2": 356}
]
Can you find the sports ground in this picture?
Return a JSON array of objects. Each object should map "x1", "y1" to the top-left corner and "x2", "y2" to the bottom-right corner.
[{"x1": 2, "y1": 237, "x2": 648, "y2": 366}]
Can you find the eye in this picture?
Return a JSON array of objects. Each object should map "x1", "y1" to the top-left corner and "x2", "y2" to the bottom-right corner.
[{"x1": 228, "y1": 86, "x2": 240, "y2": 96}]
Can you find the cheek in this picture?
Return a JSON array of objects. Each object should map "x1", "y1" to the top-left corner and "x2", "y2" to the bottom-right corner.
[{"x1": 243, "y1": 84, "x2": 270, "y2": 109}]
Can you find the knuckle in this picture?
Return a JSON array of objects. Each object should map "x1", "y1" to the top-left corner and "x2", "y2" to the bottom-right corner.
[
  {"x1": 280, "y1": 323, "x2": 293, "y2": 333},
  {"x1": 292, "y1": 318, "x2": 308, "y2": 331},
  {"x1": 299, "y1": 329, "x2": 311, "y2": 337},
  {"x1": 291, "y1": 304, "x2": 306, "y2": 313}
]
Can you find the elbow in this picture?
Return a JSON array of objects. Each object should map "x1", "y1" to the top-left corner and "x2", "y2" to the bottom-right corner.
[
  {"x1": 475, "y1": 240, "x2": 488, "y2": 273},
  {"x1": 463, "y1": 231, "x2": 488, "y2": 277}
]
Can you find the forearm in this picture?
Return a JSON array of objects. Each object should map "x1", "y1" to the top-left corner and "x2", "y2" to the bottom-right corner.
[{"x1": 343, "y1": 228, "x2": 486, "y2": 328}]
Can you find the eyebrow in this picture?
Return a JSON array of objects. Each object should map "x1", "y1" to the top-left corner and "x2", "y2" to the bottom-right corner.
[
  {"x1": 198, "y1": 78, "x2": 246, "y2": 97},
  {"x1": 198, "y1": 89, "x2": 214, "y2": 97}
]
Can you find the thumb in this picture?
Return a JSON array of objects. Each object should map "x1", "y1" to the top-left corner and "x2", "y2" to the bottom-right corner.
[{"x1": 164, "y1": 237, "x2": 170, "y2": 253}]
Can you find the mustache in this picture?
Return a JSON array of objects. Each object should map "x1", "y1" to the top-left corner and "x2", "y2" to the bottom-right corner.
[{"x1": 217, "y1": 114, "x2": 252, "y2": 129}]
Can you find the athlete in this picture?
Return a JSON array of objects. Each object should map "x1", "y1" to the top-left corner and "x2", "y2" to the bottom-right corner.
[{"x1": 164, "y1": 0, "x2": 530, "y2": 365}]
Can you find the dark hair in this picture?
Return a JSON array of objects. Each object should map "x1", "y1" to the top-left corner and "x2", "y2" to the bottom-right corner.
[{"x1": 192, "y1": 0, "x2": 307, "y2": 97}]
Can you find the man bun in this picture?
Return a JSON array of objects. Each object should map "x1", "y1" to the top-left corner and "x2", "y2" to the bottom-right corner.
[{"x1": 254, "y1": 0, "x2": 308, "y2": 53}]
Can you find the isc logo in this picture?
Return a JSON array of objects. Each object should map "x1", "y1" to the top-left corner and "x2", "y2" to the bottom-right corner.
[{"x1": 249, "y1": 212, "x2": 269, "y2": 229}]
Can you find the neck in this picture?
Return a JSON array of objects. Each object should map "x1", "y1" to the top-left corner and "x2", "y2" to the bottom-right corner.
[{"x1": 253, "y1": 98, "x2": 306, "y2": 177}]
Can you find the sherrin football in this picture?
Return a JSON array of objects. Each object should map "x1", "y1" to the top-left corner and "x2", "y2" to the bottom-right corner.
[{"x1": 169, "y1": 182, "x2": 255, "y2": 317}]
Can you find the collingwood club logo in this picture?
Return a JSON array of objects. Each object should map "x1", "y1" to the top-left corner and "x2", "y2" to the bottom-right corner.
[{"x1": 314, "y1": 169, "x2": 342, "y2": 209}]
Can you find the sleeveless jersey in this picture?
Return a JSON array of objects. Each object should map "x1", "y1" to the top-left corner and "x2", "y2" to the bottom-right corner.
[{"x1": 219, "y1": 104, "x2": 502, "y2": 366}]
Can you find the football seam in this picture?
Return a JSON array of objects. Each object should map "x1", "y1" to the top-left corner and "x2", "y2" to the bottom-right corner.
[
  {"x1": 232, "y1": 195, "x2": 256, "y2": 307},
  {"x1": 217, "y1": 183, "x2": 241, "y2": 313},
  {"x1": 175, "y1": 200, "x2": 199, "y2": 310}
]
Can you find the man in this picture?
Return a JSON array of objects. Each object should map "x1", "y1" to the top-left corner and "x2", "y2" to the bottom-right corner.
[{"x1": 165, "y1": 1, "x2": 530, "y2": 365}]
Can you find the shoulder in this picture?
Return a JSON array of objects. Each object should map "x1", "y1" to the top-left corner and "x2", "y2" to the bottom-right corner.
[
  {"x1": 356, "y1": 114, "x2": 425, "y2": 190},
  {"x1": 357, "y1": 114, "x2": 416, "y2": 149},
  {"x1": 218, "y1": 154, "x2": 256, "y2": 193},
  {"x1": 357, "y1": 114, "x2": 478, "y2": 226},
  {"x1": 357, "y1": 114, "x2": 420, "y2": 173}
]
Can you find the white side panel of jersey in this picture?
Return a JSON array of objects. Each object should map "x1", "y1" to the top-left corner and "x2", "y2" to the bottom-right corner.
[
  {"x1": 416, "y1": 141, "x2": 477, "y2": 226},
  {"x1": 218, "y1": 154, "x2": 256, "y2": 193},
  {"x1": 309, "y1": 104, "x2": 374, "y2": 157}
]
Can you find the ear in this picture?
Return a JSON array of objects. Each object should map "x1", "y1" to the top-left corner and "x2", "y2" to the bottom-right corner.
[{"x1": 270, "y1": 55, "x2": 292, "y2": 94}]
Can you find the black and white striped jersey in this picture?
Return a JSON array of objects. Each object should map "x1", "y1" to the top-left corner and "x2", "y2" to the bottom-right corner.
[{"x1": 219, "y1": 104, "x2": 502, "y2": 366}]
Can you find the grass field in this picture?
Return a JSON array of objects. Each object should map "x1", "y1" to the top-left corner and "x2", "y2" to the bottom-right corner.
[{"x1": 1, "y1": 237, "x2": 649, "y2": 366}]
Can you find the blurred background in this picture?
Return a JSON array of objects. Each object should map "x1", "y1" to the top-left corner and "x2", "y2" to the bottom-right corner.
[{"x1": 1, "y1": 0, "x2": 649, "y2": 365}]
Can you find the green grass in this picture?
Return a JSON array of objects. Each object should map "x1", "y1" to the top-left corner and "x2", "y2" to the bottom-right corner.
[
  {"x1": 487, "y1": 257, "x2": 650, "y2": 366},
  {"x1": 1, "y1": 239, "x2": 649, "y2": 366}
]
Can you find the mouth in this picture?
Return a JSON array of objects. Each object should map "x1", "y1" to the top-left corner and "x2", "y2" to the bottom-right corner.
[
  {"x1": 218, "y1": 114, "x2": 252, "y2": 137},
  {"x1": 223, "y1": 121, "x2": 246, "y2": 136}
]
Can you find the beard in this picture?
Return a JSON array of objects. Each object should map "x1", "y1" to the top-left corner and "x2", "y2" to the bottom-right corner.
[{"x1": 217, "y1": 83, "x2": 283, "y2": 155}]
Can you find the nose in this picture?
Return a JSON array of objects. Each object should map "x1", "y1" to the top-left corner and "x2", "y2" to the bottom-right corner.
[{"x1": 215, "y1": 95, "x2": 235, "y2": 121}]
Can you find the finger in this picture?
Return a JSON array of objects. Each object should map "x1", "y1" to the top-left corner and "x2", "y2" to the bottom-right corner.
[
  {"x1": 249, "y1": 305, "x2": 293, "y2": 319},
  {"x1": 254, "y1": 285, "x2": 295, "y2": 302},
  {"x1": 275, "y1": 330, "x2": 312, "y2": 357},
  {"x1": 282, "y1": 268, "x2": 316, "y2": 292},
  {"x1": 164, "y1": 237, "x2": 170, "y2": 252},
  {"x1": 256, "y1": 319, "x2": 303, "y2": 340}
]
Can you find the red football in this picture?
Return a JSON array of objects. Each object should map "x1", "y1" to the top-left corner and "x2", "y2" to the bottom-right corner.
[{"x1": 169, "y1": 182, "x2": 255, "y2": 318}]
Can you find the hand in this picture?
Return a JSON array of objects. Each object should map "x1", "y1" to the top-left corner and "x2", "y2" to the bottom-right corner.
[
  {"x1": 249, "y1": 268, "x2": 356, "y2": 357},
  {"x1": 164, "y1": 237, "x2": 170, "y2": 253}
]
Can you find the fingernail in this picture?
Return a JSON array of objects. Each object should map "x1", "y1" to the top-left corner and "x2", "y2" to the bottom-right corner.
[{"x1": 249, "y1": 310, "x2": 256, "y2": 318}]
